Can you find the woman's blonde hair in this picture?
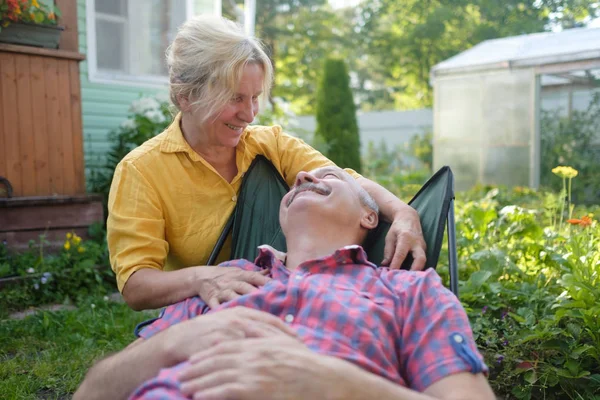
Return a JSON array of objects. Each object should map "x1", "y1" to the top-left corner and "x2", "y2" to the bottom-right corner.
[{"x1": 167, "y1": 15, "x2": 273, "y2": 121}]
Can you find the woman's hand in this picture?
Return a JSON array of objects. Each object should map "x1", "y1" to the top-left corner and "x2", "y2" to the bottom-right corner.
[
  {"x1": 382, "y1": 205, "x2": 427, "y2": 271},
  {"x1": 194, "y1": 266, "x2": 271, "y2": 308}
]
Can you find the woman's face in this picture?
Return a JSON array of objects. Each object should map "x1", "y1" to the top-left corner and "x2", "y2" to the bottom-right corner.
[{"x1": 195, "y1": 63, "x2": 264, "y2": 148}]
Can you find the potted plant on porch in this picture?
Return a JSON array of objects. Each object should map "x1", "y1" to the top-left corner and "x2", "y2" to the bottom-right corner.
[{"x1": 0, "y1": 0, "x2": 63, "y2": 49}]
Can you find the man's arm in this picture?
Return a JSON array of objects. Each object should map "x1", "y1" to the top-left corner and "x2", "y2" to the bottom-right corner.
[
  {"x1": 332, "y1": 358, "x2": 495, "y2": 400},
  {"x1": 174, "y1": 337, "x2": 495, "y2": 400},
  {"x1": 74, "y1": 307, "x2": 297, "y2": 400},
  {"x1": 73, "y1": 337, "x2": 175, "y2": 400}
]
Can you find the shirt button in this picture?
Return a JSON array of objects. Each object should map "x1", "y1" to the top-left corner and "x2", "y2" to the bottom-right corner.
[
  {"x1": 232, "y1": 195, "x2": 237, "y2": 202},
  {"x1": 285, "y1": 314, "x2": 294, "y2": 323},
  {"x1": 453, "y1": 334, "x2": 464, "y2": 343}
]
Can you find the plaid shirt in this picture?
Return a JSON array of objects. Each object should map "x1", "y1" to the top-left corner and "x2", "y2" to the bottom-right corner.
[{"x1": 130, "y1": 246, "x2": 487, "y2": 400}]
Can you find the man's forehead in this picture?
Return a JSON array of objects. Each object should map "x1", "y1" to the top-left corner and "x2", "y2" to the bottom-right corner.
[{"x1": 309, "y1": 166, "x2": 345, "y2": 177}]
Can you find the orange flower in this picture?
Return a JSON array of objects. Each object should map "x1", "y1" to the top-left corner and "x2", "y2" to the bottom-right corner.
[
  {"x1": 48, "y1": 12, "x2": 55, "y2": 20},
  {"x1": 567, "y1": 216, "x2": 593, "y2": 227}
]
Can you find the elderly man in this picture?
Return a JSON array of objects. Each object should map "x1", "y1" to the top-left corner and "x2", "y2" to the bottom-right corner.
[{"x1": 75, "y1": 166, "x2": 495, "y2": 400}]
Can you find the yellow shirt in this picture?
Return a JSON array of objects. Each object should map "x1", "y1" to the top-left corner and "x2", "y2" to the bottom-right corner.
[{"x1": 108, "y1": 113, "x2": 359, "y2": 292}]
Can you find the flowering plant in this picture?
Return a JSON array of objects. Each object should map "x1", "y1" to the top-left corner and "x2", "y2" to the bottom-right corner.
[{"x1": 0, "y1": 0, "x2": 62, "y2": 31}]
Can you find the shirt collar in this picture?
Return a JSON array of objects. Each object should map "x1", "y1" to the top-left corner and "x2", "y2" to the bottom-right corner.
[
  {"x1": 253, "y1": 244, "x2": 376, "y2": 275},
  {"x1": 159, "y1": 112, "x2": 249, "y2": 162}
]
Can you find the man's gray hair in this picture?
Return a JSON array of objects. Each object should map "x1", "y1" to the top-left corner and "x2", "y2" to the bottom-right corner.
[{"x1": 358, "y1": 188, "x2": 379, "y2": 214}]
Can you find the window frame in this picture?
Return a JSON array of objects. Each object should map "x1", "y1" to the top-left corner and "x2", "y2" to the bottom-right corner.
[{"x1": 85, "y1": 0, "x2": 220, "y2": 87}]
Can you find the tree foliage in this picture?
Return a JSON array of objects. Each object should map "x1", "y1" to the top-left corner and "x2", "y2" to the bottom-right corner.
[
  {"x1": 358, "y1": 0, "x2": 600, "y2": 108},
  {"x1": 245, "y1": 0, "x2": 600, "y2": 113},
  {"x1": 315, "y1": 58, "x2": 362, "y2": 172}
]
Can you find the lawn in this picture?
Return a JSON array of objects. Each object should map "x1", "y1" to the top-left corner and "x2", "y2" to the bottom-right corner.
[{"x1": 0, "y1": 297, "x2": 156, "y2": 399}]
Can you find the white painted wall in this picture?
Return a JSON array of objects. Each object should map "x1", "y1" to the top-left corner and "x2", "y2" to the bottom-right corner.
[{"x1": 293, "y1": 109, "x2": 433, "y2": 155}]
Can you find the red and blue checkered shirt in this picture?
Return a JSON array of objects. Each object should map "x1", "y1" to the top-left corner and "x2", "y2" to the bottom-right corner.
[{"x1": 130, "y1": 245, "x2": 487, "y2": 399}]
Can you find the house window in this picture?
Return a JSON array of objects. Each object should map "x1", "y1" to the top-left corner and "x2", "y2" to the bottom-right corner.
[{"x1": 86, "y1": 0, "x2": 220, "y2": 86}]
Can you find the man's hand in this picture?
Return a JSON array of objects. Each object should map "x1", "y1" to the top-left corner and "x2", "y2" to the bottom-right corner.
[
  {"x1": 194, "y1": 266, "x2": 271, "y2": 308},
  {"x1": 164, "y1": 307, "x2": 297, "y2": 365},
  {"x1": 382, "y1": 205, "x2": 427, "y2": 271},
  {"x1": 178, "y1": 337, "x2": 352, "y2": 400}
]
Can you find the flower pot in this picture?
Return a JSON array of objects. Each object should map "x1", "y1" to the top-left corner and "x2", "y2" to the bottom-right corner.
[{"x1": 0, "y1": 22, "x2": 64, "y2": 49}]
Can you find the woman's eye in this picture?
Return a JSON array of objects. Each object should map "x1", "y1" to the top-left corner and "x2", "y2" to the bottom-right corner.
[{"x1": 323, "y1": 173, "x2": 337, "y2": 179}]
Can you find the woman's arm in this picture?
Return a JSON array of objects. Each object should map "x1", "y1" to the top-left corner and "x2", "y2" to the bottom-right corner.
[
  {"x1": 122, "y1": 266, "x2": 270, "y2": 311},
  {"x1": 122, "y1": 267, "x2": 202, "y2": 311},
  {"x1": 357, "y1": 177, "x2": 427, "y2": 270}
]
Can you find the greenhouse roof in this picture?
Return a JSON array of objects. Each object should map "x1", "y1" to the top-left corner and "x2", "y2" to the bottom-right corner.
[{"x1": 432, "y1": 27, "x2": 600, "y2": 77}]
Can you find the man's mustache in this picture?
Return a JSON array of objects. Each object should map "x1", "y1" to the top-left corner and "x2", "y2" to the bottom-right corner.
[{"x1": 286, "y1": 183, "x2": 331, "y2": 206}]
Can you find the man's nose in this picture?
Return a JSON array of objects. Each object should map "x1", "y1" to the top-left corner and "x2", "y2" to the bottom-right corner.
[{"x1": 295, "y1": 171, "x2": 319, "y2": 187}]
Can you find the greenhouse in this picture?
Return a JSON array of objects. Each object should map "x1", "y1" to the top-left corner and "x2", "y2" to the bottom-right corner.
[{"x1": 431, "y1": 27, "x2": 600, "y2": 191}]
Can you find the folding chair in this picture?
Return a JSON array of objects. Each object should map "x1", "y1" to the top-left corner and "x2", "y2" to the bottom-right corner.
[{"x1": 208, "y1": 155, "x2": 459, "y2": 297}]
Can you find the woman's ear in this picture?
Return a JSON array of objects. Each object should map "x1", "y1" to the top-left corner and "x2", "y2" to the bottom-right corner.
[
  {"x1": 360, "y1": 209, "x2": 379, "y2": 230},
  {"x1": 177, "y1": 95, "x2": 191, "y2": 112}
]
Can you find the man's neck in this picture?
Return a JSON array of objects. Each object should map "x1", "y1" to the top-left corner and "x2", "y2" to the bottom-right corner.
[{"x1": 285, "y1": 231, "x2": 363, "y2": 271}]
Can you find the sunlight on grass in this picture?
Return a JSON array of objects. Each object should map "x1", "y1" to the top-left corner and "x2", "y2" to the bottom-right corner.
[{"x1": 0, "y1": 297, "x2": 157, "y2": 399}]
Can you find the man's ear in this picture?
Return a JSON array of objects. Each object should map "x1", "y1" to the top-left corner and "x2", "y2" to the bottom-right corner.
[{"x1": 360, "y1": 209, "x2": 378, "y2": 230}]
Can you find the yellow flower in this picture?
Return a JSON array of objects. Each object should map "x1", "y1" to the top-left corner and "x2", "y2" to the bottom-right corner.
[
  {"x1": 64, "y1": 241, "x2": 71, "y2": 250},
  {"x1": 77, "y1": 246, "x2": 86, "y2": 253},
  {"x1": 66, "y1": 232, "x2": 73, "y2": 239},
  {"x1": 30, "y1": 12, "x2": 34, "y2": 19},
  {"x1": 72, "y1": 235, "x2": 82, "y2": 245},
  {"x1": 48, "y1": 12, "x2": 55, "y2": 20},
  {"x1": 552, "y1": 166, "x2": 578, "y2": 179},
  {"x1": 32, "y1": 0, "x2": 40, "y2": 7}
]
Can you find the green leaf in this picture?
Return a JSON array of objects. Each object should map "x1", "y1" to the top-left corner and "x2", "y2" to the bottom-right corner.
[
  {"x1": 524, "y1": 370, "x2": 537, "y2": 384},
  {"x1": 468, "y1": 270, "x2": 492, "y2": 288}
]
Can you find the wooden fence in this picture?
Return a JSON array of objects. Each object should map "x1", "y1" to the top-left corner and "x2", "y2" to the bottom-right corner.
[{"x1": 0, "y1": 0, "x2": 85, "y2": 198}]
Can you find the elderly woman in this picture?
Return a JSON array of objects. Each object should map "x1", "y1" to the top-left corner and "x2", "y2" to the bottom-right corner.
[{"x1": 108, "y1": 15, "x2": 426, "y2": 311}]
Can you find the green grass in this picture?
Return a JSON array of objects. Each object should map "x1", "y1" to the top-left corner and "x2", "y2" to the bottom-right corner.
[{"x1": 0, "y1": 297, "x2": 157, "y2": 399}]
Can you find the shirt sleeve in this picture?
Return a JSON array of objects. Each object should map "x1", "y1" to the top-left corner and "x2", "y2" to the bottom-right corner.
[
  {"x1": 395, "y1": 270, "x2": 488, "y2": 391},
  {"x1": 128, "y1": 362, "x2": 190, "y2": 400},
  {"x1": 107, "y1": 160, "x2": 169, "y2": 292},
  {"x1": 272, "y1": 126, "x2": 362, "y2": 186}
]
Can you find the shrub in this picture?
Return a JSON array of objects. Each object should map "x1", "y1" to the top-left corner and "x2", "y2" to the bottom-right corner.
[
  {"x1": 315, "y1": 58, "x2": 362, "y2": 173},
  {"x1": 0, "y1": 227, "x2": 114, "y2": 315},
  {"x1": 88, "y1": 96, "x2": 173, "y2": 206},
  {"x1": 442, "y1": 169, "x2": 600, "y2": 399}
]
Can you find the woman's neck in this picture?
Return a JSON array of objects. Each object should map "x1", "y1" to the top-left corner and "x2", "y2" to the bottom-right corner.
[{"x1": 180, "y1": 113, "x2": 237, "y2": 179}]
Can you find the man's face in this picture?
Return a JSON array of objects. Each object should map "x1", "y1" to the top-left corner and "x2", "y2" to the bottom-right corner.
[{"x1": 279, "y1": 166, "x2": 376, "y2": 235}]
